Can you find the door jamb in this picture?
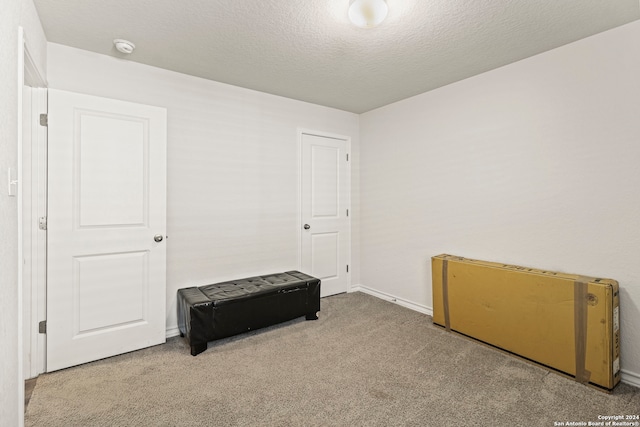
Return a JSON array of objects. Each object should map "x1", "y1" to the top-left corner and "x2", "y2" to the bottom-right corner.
[
  {"x1": 297, "y1": 128, "x2": 352, "y2": 293},
  {"x1": 19, "y1": 27, "x2": 48, "y2": 381}
]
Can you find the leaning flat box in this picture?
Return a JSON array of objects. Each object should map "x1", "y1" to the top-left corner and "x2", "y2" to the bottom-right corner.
[{"x1": 431, "y1": 254, "x2": 621, "y2": 391}]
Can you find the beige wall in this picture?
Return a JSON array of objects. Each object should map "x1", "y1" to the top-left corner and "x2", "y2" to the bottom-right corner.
[{"x1": 359, "y1": 20, "x2": 640, "y2": 385}]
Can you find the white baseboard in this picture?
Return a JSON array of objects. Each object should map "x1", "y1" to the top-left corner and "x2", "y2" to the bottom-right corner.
[
  {"x1": 621, "y1": 369, "x2": 640, "y2": 388},
  {"x1": 166, "y1": 326, "x2": 181, "y2": 339},
  {"x1": 349, "y1": 284, "x2": 433, "y2": 317}
]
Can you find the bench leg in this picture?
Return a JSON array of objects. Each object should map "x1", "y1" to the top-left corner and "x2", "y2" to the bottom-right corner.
[
  {"x1": 190, "y1": 342, "x2": 208, "y2": 356},
  {"x1": 305, "y1": 312, "x2": 318, "y2": 321}
]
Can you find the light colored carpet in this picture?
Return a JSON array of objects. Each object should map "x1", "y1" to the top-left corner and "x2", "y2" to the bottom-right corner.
[{"x1": 25, "y1": 292, "x2": 639, "y2": 426}]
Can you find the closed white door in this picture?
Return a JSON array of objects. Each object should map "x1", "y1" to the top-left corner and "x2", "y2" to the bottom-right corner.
[
  {"x1": 301, "y1": 132, "x2": 350, "y2": 297},
  {"x1": 47, "y1": 89, "x2": 167, "y2": 372}
]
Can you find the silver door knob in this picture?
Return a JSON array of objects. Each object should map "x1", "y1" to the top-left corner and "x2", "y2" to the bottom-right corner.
[
  {"x1": 303, "y1": 224, "x2": 311, "y2": 230},
  {"x1": 154, "y1": 234, "x2": 164, "y2": 242}
]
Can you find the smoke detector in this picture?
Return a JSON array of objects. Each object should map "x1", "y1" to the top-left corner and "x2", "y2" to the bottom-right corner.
[{"x1": 113, "y1": 39, "x2": 135, "y2": 54}]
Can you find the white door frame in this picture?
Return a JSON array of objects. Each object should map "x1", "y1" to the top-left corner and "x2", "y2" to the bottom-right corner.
[
  {"x1": 297, "y1": 128, "x2": 352, "y2": 293},
  {"x1": 19, "y1": 27, "x2": 48, "y2": 382}
]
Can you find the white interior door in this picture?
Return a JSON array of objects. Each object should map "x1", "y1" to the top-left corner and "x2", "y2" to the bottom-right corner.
[
  {"x1": 301, "y1": 132, "x2": 350, "y2": 297},
  {"x1": 47, "y1": 89, "x2": 167, "y2": 372}
]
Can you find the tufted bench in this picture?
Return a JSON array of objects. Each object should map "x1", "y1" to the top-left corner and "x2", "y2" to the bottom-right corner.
[{"x1": 177, "y1": 271, "x2": 321, "y2": 355}]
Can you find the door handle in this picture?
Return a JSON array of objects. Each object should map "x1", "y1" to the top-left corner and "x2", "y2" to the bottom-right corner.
[
  {"x1": 154, "y1": 234, "x2": 164, "y2": 242},
  {"x1": 303, "y1": 224, "x2": 311, "y2": 230}
]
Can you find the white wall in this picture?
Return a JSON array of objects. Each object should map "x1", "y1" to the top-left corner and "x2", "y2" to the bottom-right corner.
[
  {"x1": 1, "y1": 0, "x2": 47, "y2": 424},
  {"x1": 359, "y1": 20, "x2": 640, "y2": 384},
  {"x1": 47, "y1": 43, "x2": 360, "y2": 334},
  {"x1": 20, "y1": 0, "x2": 47, "y2": 73},
  {"x1": 0, "y1": 1, "x2": 22, "y2": 424}
]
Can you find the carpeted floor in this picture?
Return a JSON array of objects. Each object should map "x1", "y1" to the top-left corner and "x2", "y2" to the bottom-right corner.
[{"x1": 25, "y1": 292, "x2": 639, "y2": 426}]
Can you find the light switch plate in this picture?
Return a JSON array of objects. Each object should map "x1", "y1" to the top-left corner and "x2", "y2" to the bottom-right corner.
[{"x1": 8, "y1": 168, "x2": 17, "y2": 197}]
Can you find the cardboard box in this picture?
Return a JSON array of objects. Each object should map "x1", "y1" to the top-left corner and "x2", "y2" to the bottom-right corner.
[{"x1": 432, "y1": 254, "x2": 621, "y2": 391}]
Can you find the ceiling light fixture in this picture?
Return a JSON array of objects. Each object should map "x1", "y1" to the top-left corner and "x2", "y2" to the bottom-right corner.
[
  {"x1": 113, "y1": 39, "x2": 135, "y2": 54},
  {"x1": 348, "y1": 0, "x2": 388, "y2": 28}
]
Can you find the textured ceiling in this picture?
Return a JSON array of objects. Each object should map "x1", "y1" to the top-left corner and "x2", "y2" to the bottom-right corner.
[{"x1": 34, "y1": 0, "x2": 639, "y2": 113}]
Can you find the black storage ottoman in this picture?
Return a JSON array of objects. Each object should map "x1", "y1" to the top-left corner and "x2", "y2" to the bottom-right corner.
[{"x1": 177, "y1": 271, "x2": 321, "y2": 355}]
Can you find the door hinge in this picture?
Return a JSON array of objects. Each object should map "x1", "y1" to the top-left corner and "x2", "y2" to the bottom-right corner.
[
  {"x1": 39, "y1": 217, "x2": 47, "y2": 230},
  {"x1": 39, "y1": 113, "x2": 48, "y2": 127},
  {"x1": 346, "y1": 153, "x2": 349, "y2": 161},
  {"x1": 38, "y1": 320, "x2": 46, "y2": 334},
  {"x1": 346, "y1": 209, "x2": 349, "y2": 217},
  {"x1": 346, "y1": 265, "x2": 349, "y2": 273}
]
